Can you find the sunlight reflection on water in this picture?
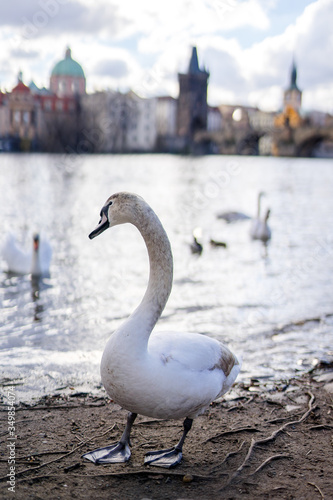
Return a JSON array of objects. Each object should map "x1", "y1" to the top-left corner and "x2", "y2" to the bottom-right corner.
[{"x1": 1, "y1": 153, "x2": 333, "y2": 401}]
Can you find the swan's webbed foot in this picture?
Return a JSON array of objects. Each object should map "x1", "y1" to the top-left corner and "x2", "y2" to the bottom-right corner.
[
  {"x1": 144, "y1": 447, "x2": 183, "y2": 468},
  {"x1": 82, "y1": 411, "x2": 137, "y2": 465},
  {"x1": 144, "y1": 417, "x2": 193, "y2": 468},
  {"x1": 82, "y1": 441, "x2": 131, "y2": 464}
]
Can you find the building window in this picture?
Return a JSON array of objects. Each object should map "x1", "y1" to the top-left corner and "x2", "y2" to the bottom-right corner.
[
  {"x1": 13, "y1": 110, "x2": 21, "y2": 124},
  {"x1": 58, "y1": 80, "x2": 66, "y2": 94},
  {"x1": 71, "y1": 81, "x2": 79, "y2": 93},
  {"x1": 23, "y1": 111, "x2": 30, "y2": 125}
]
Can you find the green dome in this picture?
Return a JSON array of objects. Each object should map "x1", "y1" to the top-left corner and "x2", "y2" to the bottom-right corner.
[{"x1": 51, "y1": 48, "x2": 85, "y2": 78}]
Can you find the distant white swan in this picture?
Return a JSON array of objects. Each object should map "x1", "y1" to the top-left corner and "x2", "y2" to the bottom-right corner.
[
  {"x1": 2, "y1": 233, "x2": 52, "y2": 277},
  {"x1": 253, "y1": 209, "x2": 271, "y2": 243},
  {"x1": 83, "y1": 192, "x2": 240, "y2": 468},
  {"x1": 250, "y1": 192, "x2": 271, "y2": 243}
]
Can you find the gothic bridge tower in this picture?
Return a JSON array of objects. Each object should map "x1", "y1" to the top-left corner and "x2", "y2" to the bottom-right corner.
[{"x1": 177, "y1": 47, "x2": 209, "y2": 142}]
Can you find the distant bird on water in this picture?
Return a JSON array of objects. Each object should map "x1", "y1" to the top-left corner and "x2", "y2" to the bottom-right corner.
[
  {"x1": 190, "y1": 227, "x2": 203, "y2": 255},
  {"x1": 250, "y1": 192, "x2": 271, "y2": 243},
  {"x1": 217, "y1": 211, "x2": 251, "y2": 224},
  {"x1": 210, "y1": 239, "x2": 227, "y2": 248},
  {"x1": 2, "y1": 233, "x2": 52, "y2": 277}
]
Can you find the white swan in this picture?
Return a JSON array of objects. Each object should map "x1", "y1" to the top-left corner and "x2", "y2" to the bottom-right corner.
[
  {"x1": 250, "y1": 192, "x2": 271, "y2": 243},
  {"x1": 253, "y1": 209, "x2": 271, "y2": 244},
  {"x1": 83, "y1": 192, "x2": 240, "y2": 468},
  {"x1": 2, "y1": 233, "x2": 52, "y2": 277}
]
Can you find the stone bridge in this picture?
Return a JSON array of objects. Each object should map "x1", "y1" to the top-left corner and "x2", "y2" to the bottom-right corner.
[{"x1": 194, "y1": 125, "x2": 333, "y2": 157}]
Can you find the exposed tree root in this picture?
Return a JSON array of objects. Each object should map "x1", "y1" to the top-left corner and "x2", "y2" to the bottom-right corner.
[
  {"x1": 16, "y1": 469, "x2": 214, "y2": 483},
  {"x1": 0, "y1": 424, "x2": 116, "y2": 482},
  {"x1": 220, "y1": 391, "x2": 316, "y2": 491},
  {"x1": 249, "y1": 454, "x2": 291, "y2": 476},
  {"x1": 209, "y1": 440, "x2": 246, "y2": 474},
  {"x1": 204, "y1": 427, "x2": 259, "y2": 444}
]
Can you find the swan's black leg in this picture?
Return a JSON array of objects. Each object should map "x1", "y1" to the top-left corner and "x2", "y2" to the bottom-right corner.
[
  {"x1": 82, "y1": 412, "x2": 137, "y2": 464},
  {"x1": 144, "y1": 417, "x2": 193, "y2": 468}
]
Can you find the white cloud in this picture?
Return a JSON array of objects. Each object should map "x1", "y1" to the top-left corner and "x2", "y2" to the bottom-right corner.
[{"x1": 199, "y1": 0, "x2": 333, "y2": 111}]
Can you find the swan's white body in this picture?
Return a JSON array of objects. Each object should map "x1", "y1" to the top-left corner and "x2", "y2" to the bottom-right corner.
[
  {"x1": 103, "y1": 329, "x2": 239, "y2": 420},
  {"x1": 251, "y1": 212, "x2": 271, "y2": 243},
  {"x1": 85, "y1": 192, "x2": 240, "y2": 466},
  {"x1": 2, "y1": 233, "x2": 52, "y2": 276}
]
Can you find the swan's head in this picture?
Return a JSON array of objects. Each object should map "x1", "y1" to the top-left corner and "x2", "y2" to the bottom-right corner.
[
  {"x1": 89, "y1": 192, "x2": 145, "y2": 239},
  {"x1": 33, "y1": 233, "x2": 40, "y2": 252}
]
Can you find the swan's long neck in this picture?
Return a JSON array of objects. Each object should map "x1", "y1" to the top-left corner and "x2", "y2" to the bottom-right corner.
[
  {"x1": 257, "y1": 194, "x2": 262, "y2": 218},
  {"x1": 122, "y1": 204, "x2": 173, "y2": 347},
  {"x1": 31, "y1": 248, "x2": 41, "y2": 277}
]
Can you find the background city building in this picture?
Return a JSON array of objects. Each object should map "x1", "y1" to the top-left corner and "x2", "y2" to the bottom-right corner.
[{"x1": 0, "y1": 46, "x2": 332, "y2": 157}]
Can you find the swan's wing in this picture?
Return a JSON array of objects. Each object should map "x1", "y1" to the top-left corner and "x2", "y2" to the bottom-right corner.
[
  {"x1": 39, "y1": 238, "x2": 52, "y2": 274},
  {"x1": 2, "y1": 234, "x2": 31, "y2": 274},
  {"x1": 149, "y1": 331, "x2": 238, "y2": 376}
]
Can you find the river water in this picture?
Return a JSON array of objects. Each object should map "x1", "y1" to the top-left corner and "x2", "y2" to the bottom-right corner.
[{"x1": 1, "y1": 153, "x2": 332, "y2": 402}]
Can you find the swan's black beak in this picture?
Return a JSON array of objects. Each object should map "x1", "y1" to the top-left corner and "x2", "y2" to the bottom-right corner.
[{"x1": 89, "y1": 209, "x2": 109, "y2": 239}]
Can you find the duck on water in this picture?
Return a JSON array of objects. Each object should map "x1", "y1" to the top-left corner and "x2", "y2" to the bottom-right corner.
[{"x1": 83, "y1": 192, "x2": 240, "y2": 468}]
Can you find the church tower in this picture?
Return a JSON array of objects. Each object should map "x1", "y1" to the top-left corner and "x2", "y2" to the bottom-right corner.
[
  {"x1": 283, "y1": 59, "x2": 302, "y2": 112},
  {"x1": 177, "y1": 47, "x2": 209, "y2": 140}
]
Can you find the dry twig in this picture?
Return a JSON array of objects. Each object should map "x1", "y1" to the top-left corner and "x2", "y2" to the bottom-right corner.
[{"x1": 308, "y1": 481, "x2": 325, "y2": 499}]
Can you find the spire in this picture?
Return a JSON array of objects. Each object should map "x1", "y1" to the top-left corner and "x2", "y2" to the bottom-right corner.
[
  {"x1": 188, "y1": 46, "x2": 209, "y2": 77},
  {"x1": 289, "y1": 58, "x2": 300, "y2": 91},
  {"x1": 189, "y1": 47, "x2": 200, "y2": 74},
  {"x1": 65, "y1": 46, "x2": 72, "y2": 59}
]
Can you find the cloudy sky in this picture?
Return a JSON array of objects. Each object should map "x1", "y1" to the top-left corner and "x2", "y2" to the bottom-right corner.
[{"x1": 1, "y1": 0, "x2": 332, "y2": 113}]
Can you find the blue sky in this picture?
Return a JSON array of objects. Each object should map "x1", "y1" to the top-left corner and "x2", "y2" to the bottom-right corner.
[{"x1": 1, "y1": 0, "x2": 332, "y2": 112}]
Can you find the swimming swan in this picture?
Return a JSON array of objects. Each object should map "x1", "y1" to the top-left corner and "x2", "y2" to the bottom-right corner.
[
  {"x1": 252, "y1": 208, "x2": 271, "y2": 243},
  {"x1": 2, "y1": 233, "x2": 52, "y2": 277},
  {"x1": 250, "y1": 192, "x2": 271, "y2": 243},
  {"x1": 83, "y1": 192, "x2": 240, "y2": 468}
]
